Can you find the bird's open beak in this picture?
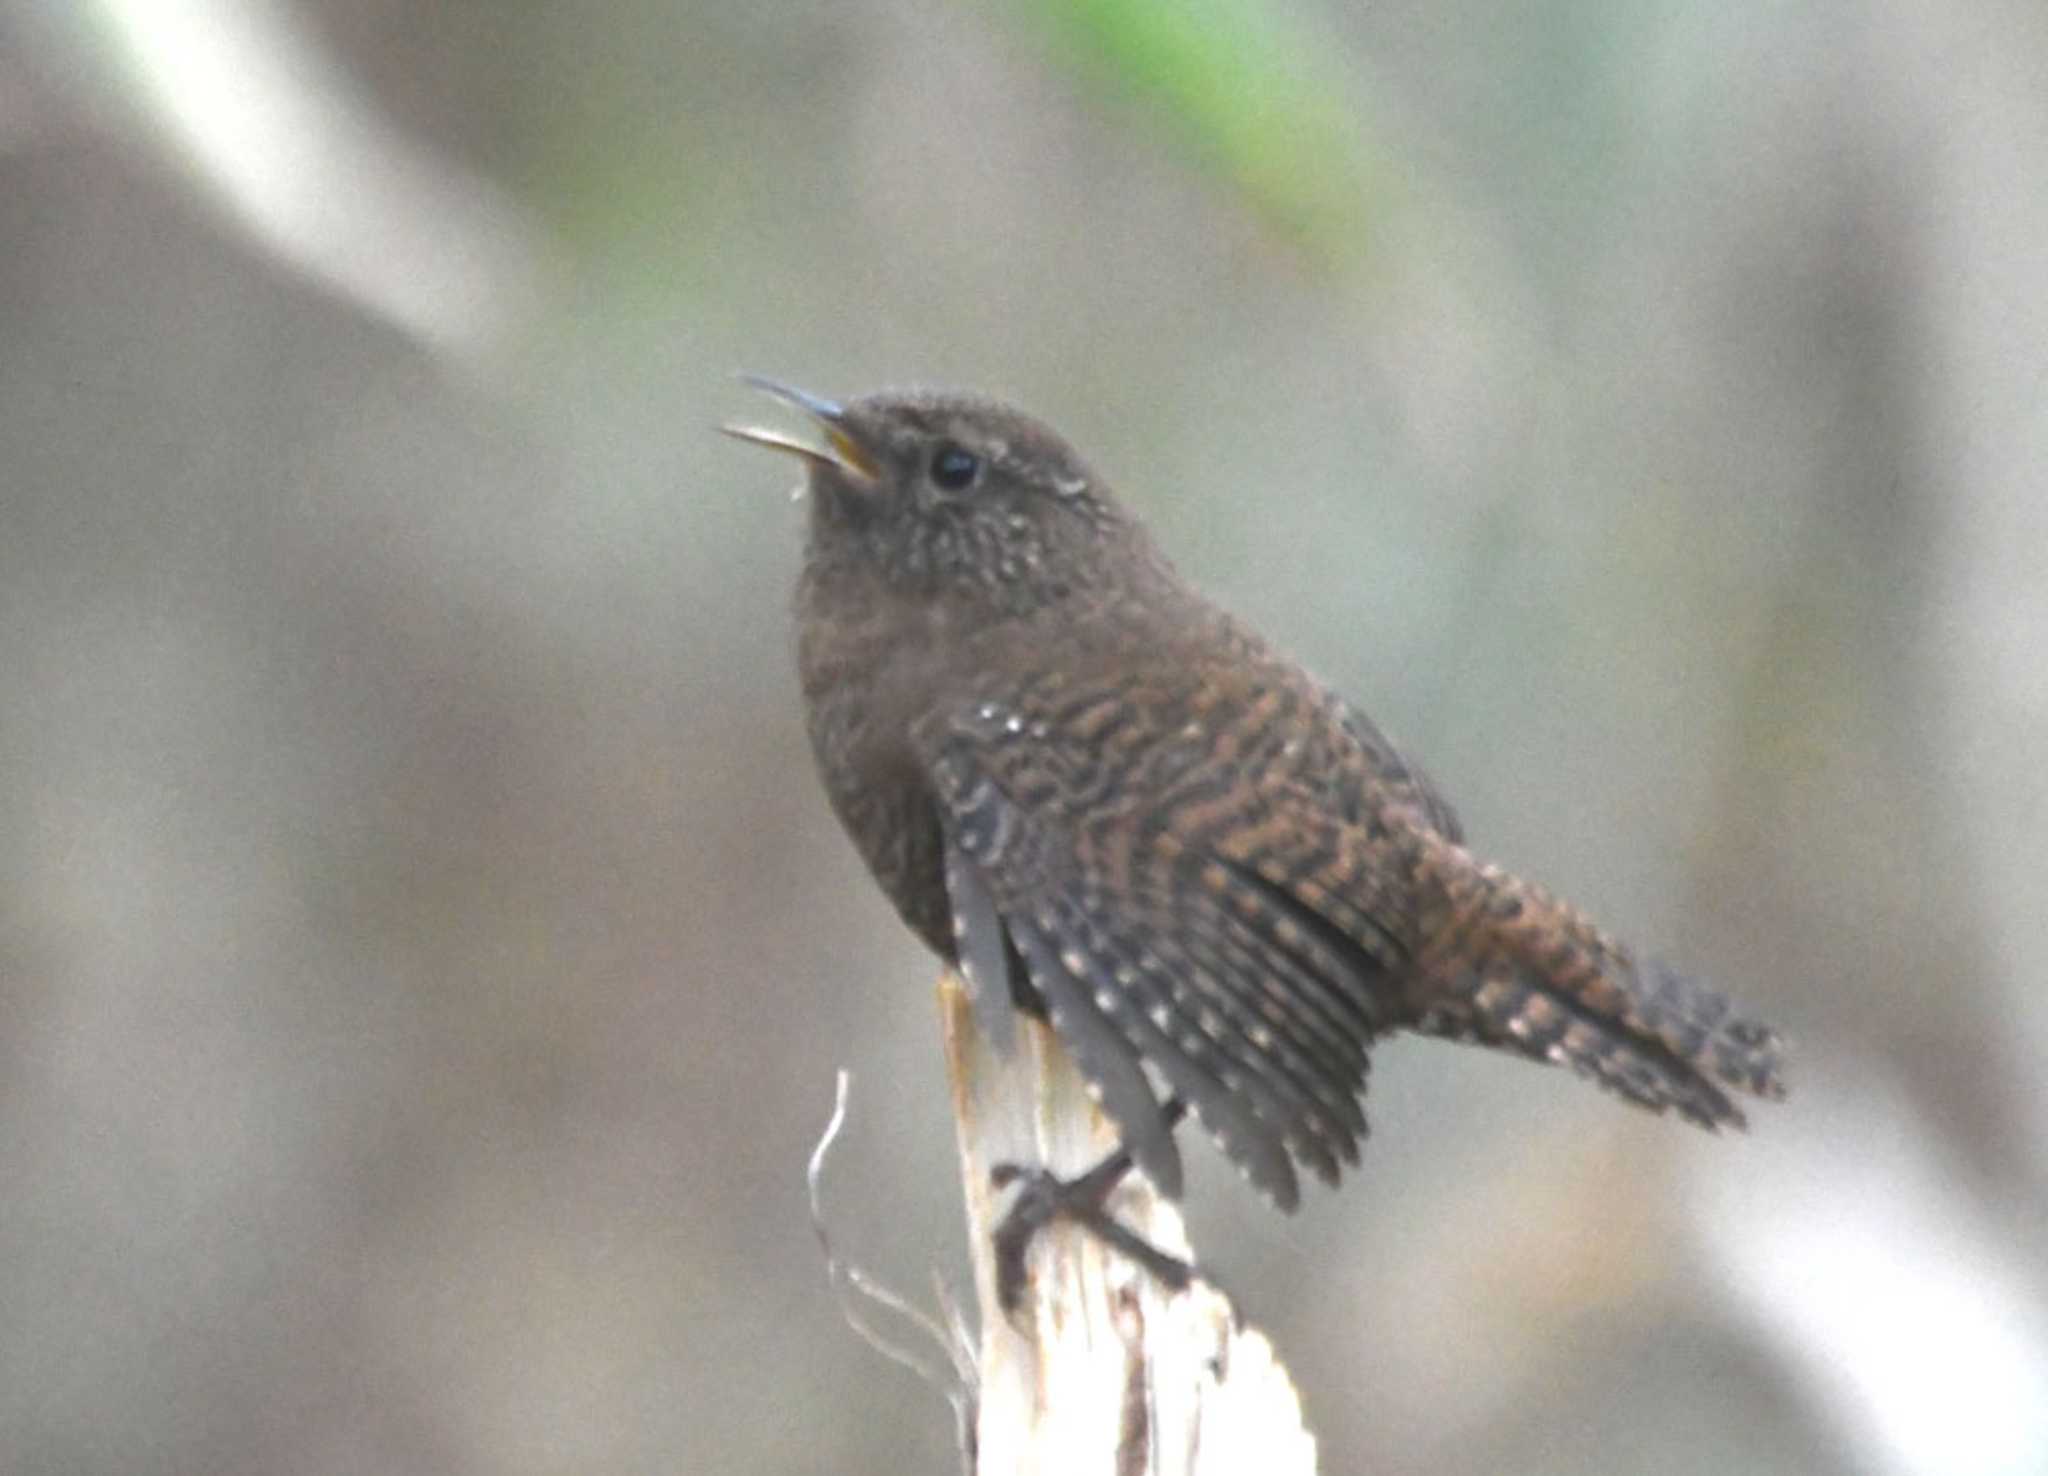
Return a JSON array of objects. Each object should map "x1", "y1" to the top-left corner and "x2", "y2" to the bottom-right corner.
[{"x1": 719, "y1": 375, "x2": 880, "y2": 483}]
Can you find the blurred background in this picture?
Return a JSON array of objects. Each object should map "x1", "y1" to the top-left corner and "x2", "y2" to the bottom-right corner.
[{"x1": 3, "y1": 1, "x2": 2045, "y2": 1472}]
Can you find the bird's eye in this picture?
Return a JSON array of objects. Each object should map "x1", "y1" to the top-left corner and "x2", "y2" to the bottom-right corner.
[{"x1": 929, "y1": 442, "x2": 981, "y2": 492}]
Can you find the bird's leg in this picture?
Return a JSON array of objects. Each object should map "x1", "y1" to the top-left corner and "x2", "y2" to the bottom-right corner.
[{"x1": 990, "y1": 1098, "x2": 1221, "y2": 1314}]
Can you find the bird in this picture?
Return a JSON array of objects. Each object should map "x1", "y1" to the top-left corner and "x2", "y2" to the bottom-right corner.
[{"x1": 723, "y1": 378, "x2": 1786, "y2": 1303}]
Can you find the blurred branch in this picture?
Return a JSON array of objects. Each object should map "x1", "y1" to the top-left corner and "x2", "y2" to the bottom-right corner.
[
  {"x1": 1689, "y1": 1064, "x2": 2048, "y2": 1476},
  {"x1": 939, "y1": 971, "x2": 1317, "y2": 1474},
  {"x1": 88, "y1": 0, "x2": 543, "y2": 364}
]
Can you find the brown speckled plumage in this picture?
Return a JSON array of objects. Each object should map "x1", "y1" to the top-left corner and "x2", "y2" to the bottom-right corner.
[{"x1": 728, "y1": 382, "x2": 1786, "y2": 1210}]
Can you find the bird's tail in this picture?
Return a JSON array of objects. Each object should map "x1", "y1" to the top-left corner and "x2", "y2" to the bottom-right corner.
[{"x1": 1411, "y1": 842, "x2": 1786, "y2": 1128}]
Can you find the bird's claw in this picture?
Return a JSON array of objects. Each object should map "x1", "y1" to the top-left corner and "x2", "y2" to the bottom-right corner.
[{"x1": 989, "y1": 1159, "x2": 1202, "y2": 1315}]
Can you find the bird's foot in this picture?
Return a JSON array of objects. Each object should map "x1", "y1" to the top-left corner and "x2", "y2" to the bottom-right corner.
[{"x1": 989, "y1": 1144, "x2": 1214, "y2": 1315}]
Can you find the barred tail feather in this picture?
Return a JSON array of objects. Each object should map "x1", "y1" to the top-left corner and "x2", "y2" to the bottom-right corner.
[{"x1": 1418, "y1": 849, "x2": 1787, "y2": 1129}]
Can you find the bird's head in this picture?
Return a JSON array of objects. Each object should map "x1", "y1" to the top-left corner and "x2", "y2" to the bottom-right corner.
[{"x1": 724, "y1": 379, "x2": 1154, "y2": 621}]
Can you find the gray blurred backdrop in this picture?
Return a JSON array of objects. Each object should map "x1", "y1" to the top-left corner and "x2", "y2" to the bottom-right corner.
[{"x1": 3, "y1": 2, "x2": 2046, "y2": 1473}]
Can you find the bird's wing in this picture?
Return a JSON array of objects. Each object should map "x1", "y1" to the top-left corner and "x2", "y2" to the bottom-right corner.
[{"x1": 915, "y1": 673, "x2": 1423, "y2": 1208}]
